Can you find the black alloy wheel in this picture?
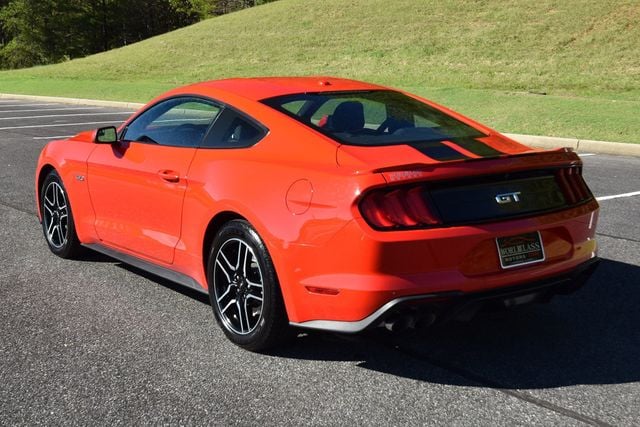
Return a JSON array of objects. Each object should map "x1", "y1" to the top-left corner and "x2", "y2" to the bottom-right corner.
[
  {"x1": 40, "y1": 170, "x2": 83, "y2": 258},
  {"x1": 207, "y1": 219, "x2": 290, "y2": 351}
]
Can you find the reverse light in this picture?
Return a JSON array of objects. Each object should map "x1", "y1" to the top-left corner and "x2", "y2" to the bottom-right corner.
[{"x1": 359, "y1": 185, "x2": 441, "y2": 230}]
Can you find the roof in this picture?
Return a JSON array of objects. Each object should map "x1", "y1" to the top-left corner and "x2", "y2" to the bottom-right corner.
[{"x1": 192, "y1": 76, "x2": 388, "y2": 101}]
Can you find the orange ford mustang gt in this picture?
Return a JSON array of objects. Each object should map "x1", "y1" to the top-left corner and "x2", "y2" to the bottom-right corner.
[{"x1": 35, "y1": 77, "x2": 599, "y2": 351}]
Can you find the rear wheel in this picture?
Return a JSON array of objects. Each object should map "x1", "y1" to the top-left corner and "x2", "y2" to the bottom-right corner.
[
  {"x1": 207, "y1": 220, "x2": 290, "y2": 351},
  {"x1": 40, "y1": 170, "x2": 83, "y2": 258}
]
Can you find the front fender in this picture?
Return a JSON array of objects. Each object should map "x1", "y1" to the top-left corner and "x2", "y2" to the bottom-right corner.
[{"x1": 35, "y1": 139, "x2": 99, "y2": 244}]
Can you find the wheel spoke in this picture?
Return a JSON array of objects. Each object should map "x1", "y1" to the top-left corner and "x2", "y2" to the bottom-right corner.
[
  {"x1": 221, "y1": 299, "x2": 236, "y2": 315},
  {"x1": 43, "y1": 203, "x2": 53, "y2": 216},
  {"x1": 46, "y1": 219, "x2": 55, "y2": 236},
  {"x1": 246, "y1": 278, "x2": 262, "y2": 289},
  {"x1": 218, "y1": 249, "x2": 236, "y2": 273},
  {"x1": 55, "y1": 224, "x2": 64, "y2": 244},
  {"x1": 216, "y1": 284, "x2": 233, "y2": 303},
  {"x1": 235, "y1": 240, "x2": 245, "y2": 271},
  {"x1": 53, "y1": 185, "x2": 59, "y2": 207},
  {"x1": 246, "y1": 293, "x2": 263, "y2": 303},
  {"x1": 49, "y1": 225, "x2": 60, "y2": 242},
  {"x1": 57, "y1": 192, "x2": 67, "y2": 209},
  {"x1": 242, "y1": 299, "x2": 252, "y2": 332},
  {"x1": 215, "y1": 258, "x2": 232, "y2": 283},
  {"x1": 236, "y1": 300, "x2": 245, "y2": 333},
  {"x1": 44, "y1": 191, "x2": 55, "y2": 208},
  {"x1": 242, "y1": 243, "x2": 249, "y2": 276}
]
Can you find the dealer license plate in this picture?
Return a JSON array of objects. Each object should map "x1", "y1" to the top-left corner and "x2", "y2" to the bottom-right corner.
[{"x1": 496, "y1": 231, "x2": 545, "y2": 269}]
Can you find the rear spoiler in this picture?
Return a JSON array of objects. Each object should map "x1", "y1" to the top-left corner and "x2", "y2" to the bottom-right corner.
[{"x1": 374, "y1": 148, "x2": 581, "y2": 185}]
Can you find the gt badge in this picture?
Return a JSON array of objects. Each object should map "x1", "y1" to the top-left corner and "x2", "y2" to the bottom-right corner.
[{"x1": 495, "y1": 191, "x2": 521, "y2": 204}]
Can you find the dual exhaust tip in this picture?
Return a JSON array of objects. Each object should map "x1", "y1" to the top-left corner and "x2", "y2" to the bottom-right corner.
[
  {"x1": 377, "y1": 259, "x2": 600, "y2": 334},
  {"x1": 380, "y1": 291, "x2": 542, "y2": 333},
  {"x1": 382, "y1": 311, "x2": 438, "y2": 333}
]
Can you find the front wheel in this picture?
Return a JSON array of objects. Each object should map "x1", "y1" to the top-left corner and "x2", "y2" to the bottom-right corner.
[
  {"x1": 207, "y1": 220, "x2": 290, "y2": 351},
  {"x1": 40, "y1": 170, "x2": 83, "y2": 259}
]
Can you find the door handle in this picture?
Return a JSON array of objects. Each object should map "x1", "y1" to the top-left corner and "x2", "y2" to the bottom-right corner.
[{"x1": 158, "y1": 170, "x2": 180, "y2": 183}]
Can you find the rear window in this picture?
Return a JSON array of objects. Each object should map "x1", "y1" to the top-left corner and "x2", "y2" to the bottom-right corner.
[{"x1": 261, "y1": 90, "x2": 485, "y2": 147}]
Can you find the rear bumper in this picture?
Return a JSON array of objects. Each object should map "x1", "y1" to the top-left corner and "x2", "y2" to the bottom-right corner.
[
  {"x1": 281, "y1": 200, "x2": 599, "y2": 323},
  {"x1": 290, "y1": 257, "x2": 599, "y2": 333}
]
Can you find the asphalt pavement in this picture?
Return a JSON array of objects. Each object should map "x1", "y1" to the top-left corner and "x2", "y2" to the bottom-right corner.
[{"x1": 0, "y1": 99, "x2": 639, "y2": 425}]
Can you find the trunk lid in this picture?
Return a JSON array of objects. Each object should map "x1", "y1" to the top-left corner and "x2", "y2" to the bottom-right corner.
[{"x1": 341, "y1": 137, "x2": 593, "y2": 228}]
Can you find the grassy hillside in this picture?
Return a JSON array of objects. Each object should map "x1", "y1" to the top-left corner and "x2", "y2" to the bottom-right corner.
[{"x1": 1, "y1": 0, "x2": 639, "y2": 143}]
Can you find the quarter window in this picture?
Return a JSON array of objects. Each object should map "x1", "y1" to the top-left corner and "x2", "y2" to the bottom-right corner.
[{"x1": 201, "y1": 109, "x2": 266, "y2": 148}]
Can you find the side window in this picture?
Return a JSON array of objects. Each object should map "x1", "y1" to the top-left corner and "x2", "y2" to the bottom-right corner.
[
  {"x1": 122, "y1": 97, "x2": 221, "y2": 147},
  {"x1": 201, "y1": 109, "x2": 266, "y2": 148}
]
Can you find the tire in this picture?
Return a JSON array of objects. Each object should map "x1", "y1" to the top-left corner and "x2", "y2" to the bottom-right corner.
[
  {"x1": 207, "y1": 219, "x2": 290, "y2": 351},
  {"x1": 40, "y1": 170, "x2": 84, "y2": 259}
]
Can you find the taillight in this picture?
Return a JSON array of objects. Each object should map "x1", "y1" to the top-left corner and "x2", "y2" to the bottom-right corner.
[
  {"x1": 556, "y1": 167, "x2": 592, "y2": 205},
  {"x1": 359, "y1": 185, "x2": 441, "y2": 230}
]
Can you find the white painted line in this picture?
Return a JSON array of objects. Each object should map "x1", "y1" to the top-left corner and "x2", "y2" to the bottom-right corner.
[
  {"x1": 596, "y1": 191, "x2": 640, "y2": 202},
  {"x1": 0, "y1": 111, "x2": 134, "y2": 121},
  {"x1": 0, "y1": 121, "x2": 124, "y2": 130},
  {"x1": 0, "y1": 107, "x2": 106, "y2": 113},
  {"x1": 0, "y1": 103, "x2": 60, "y2": 107},
  {"x1": 32, "y1": 135, "x2": 75, "y2": 140},
  {"x1": 579, "y1": 153, "x2": 596, "y2": 157}
]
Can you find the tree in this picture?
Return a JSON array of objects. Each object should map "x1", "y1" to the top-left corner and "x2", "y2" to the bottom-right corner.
[{"x1": 0, "y1": 0, "x2": 278, "y2": 69}]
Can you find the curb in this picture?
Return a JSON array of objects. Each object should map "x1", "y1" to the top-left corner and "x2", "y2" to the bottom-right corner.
[
  {"x1": 0, "y1": 93, "x2": 144, "y2": 110},
  {"x1": 1, "y1": 92, "x2": 638, "y2": 157},
  {"x1": 504, "y1": 133, "x2": 640, "y2": 157}
]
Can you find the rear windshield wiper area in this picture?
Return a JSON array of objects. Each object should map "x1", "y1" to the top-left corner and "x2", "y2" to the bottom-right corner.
[{"x1": 339, "y1": 128, "x2": 451, "y2": 146}]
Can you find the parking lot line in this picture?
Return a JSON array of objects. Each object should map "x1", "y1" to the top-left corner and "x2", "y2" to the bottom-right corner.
[
  {"x1": 0, "y1": 107, "x2": 106, "y2": 113},
  {"x1": 579, "y1": 153, "x2": 596, "y2": 157},
  {"x1": 0, "y1": 111, "x2": 134, "y2": 121},
  {"x1": 0, "y1": 121, "x2": 125, "y2": 130},
  {"x1": 596, "y1": 190, "x2": 640, "y2": 201},
  {"x1": 0, "y1": 103, "x2": 59, "y2": 107},
  {"x1": 32, "y1": 135, "x2": 75, "y2": 140}
]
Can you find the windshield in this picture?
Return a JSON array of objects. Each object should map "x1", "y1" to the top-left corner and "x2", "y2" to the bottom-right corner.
[{"x1": 261, "y1": 90, "x2": 487, "y2": 147}]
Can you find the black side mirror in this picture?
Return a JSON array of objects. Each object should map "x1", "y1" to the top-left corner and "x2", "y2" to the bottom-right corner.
[{"x1": 95, "y1": 126, "x2": 118, "y2": 144}]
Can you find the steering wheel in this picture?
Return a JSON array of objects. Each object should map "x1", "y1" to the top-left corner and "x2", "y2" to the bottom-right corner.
[{"x1": 174, "y1": 123, "x2": 204, "y2": 143}]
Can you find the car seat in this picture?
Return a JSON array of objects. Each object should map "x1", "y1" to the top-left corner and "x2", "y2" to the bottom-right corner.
[{"x1": 328, "y1": 101, "x2": 365, "y2": 132}]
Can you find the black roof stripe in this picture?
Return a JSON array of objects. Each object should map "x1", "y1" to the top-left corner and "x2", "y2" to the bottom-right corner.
[
  {"x1": 408, "y1": 141, "x2": 469, "y2": 162},
  {"x1": 448, "y1": 137, "x2": 504, "y2": 157}
]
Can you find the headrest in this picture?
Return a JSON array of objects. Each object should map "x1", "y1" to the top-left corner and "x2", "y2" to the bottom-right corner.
[{"x1": 331, "y1": 101, "x2": 364, "y2": 132}]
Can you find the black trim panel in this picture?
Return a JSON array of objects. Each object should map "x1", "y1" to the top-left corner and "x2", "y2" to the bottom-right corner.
[{"x1": 83, "y1": 243, "x2": 208, "y2": 295}]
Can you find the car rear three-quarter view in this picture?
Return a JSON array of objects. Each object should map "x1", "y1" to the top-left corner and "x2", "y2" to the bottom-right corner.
[{"x1": 35, "y1": 77, "x2": 599, "y2": 351}]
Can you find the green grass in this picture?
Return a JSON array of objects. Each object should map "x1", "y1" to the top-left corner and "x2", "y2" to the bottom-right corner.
[{"x1": 1, "y1": 0, "x2": 639, "y2": 143}]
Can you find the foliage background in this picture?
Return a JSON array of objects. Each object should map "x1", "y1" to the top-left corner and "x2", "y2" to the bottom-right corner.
[
  {"x1": 0, "y1": 0, "x2": 276, "y2": 69},
  {"x1": 0, "y1": 0, "x2": 637, "y2": 143}
]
